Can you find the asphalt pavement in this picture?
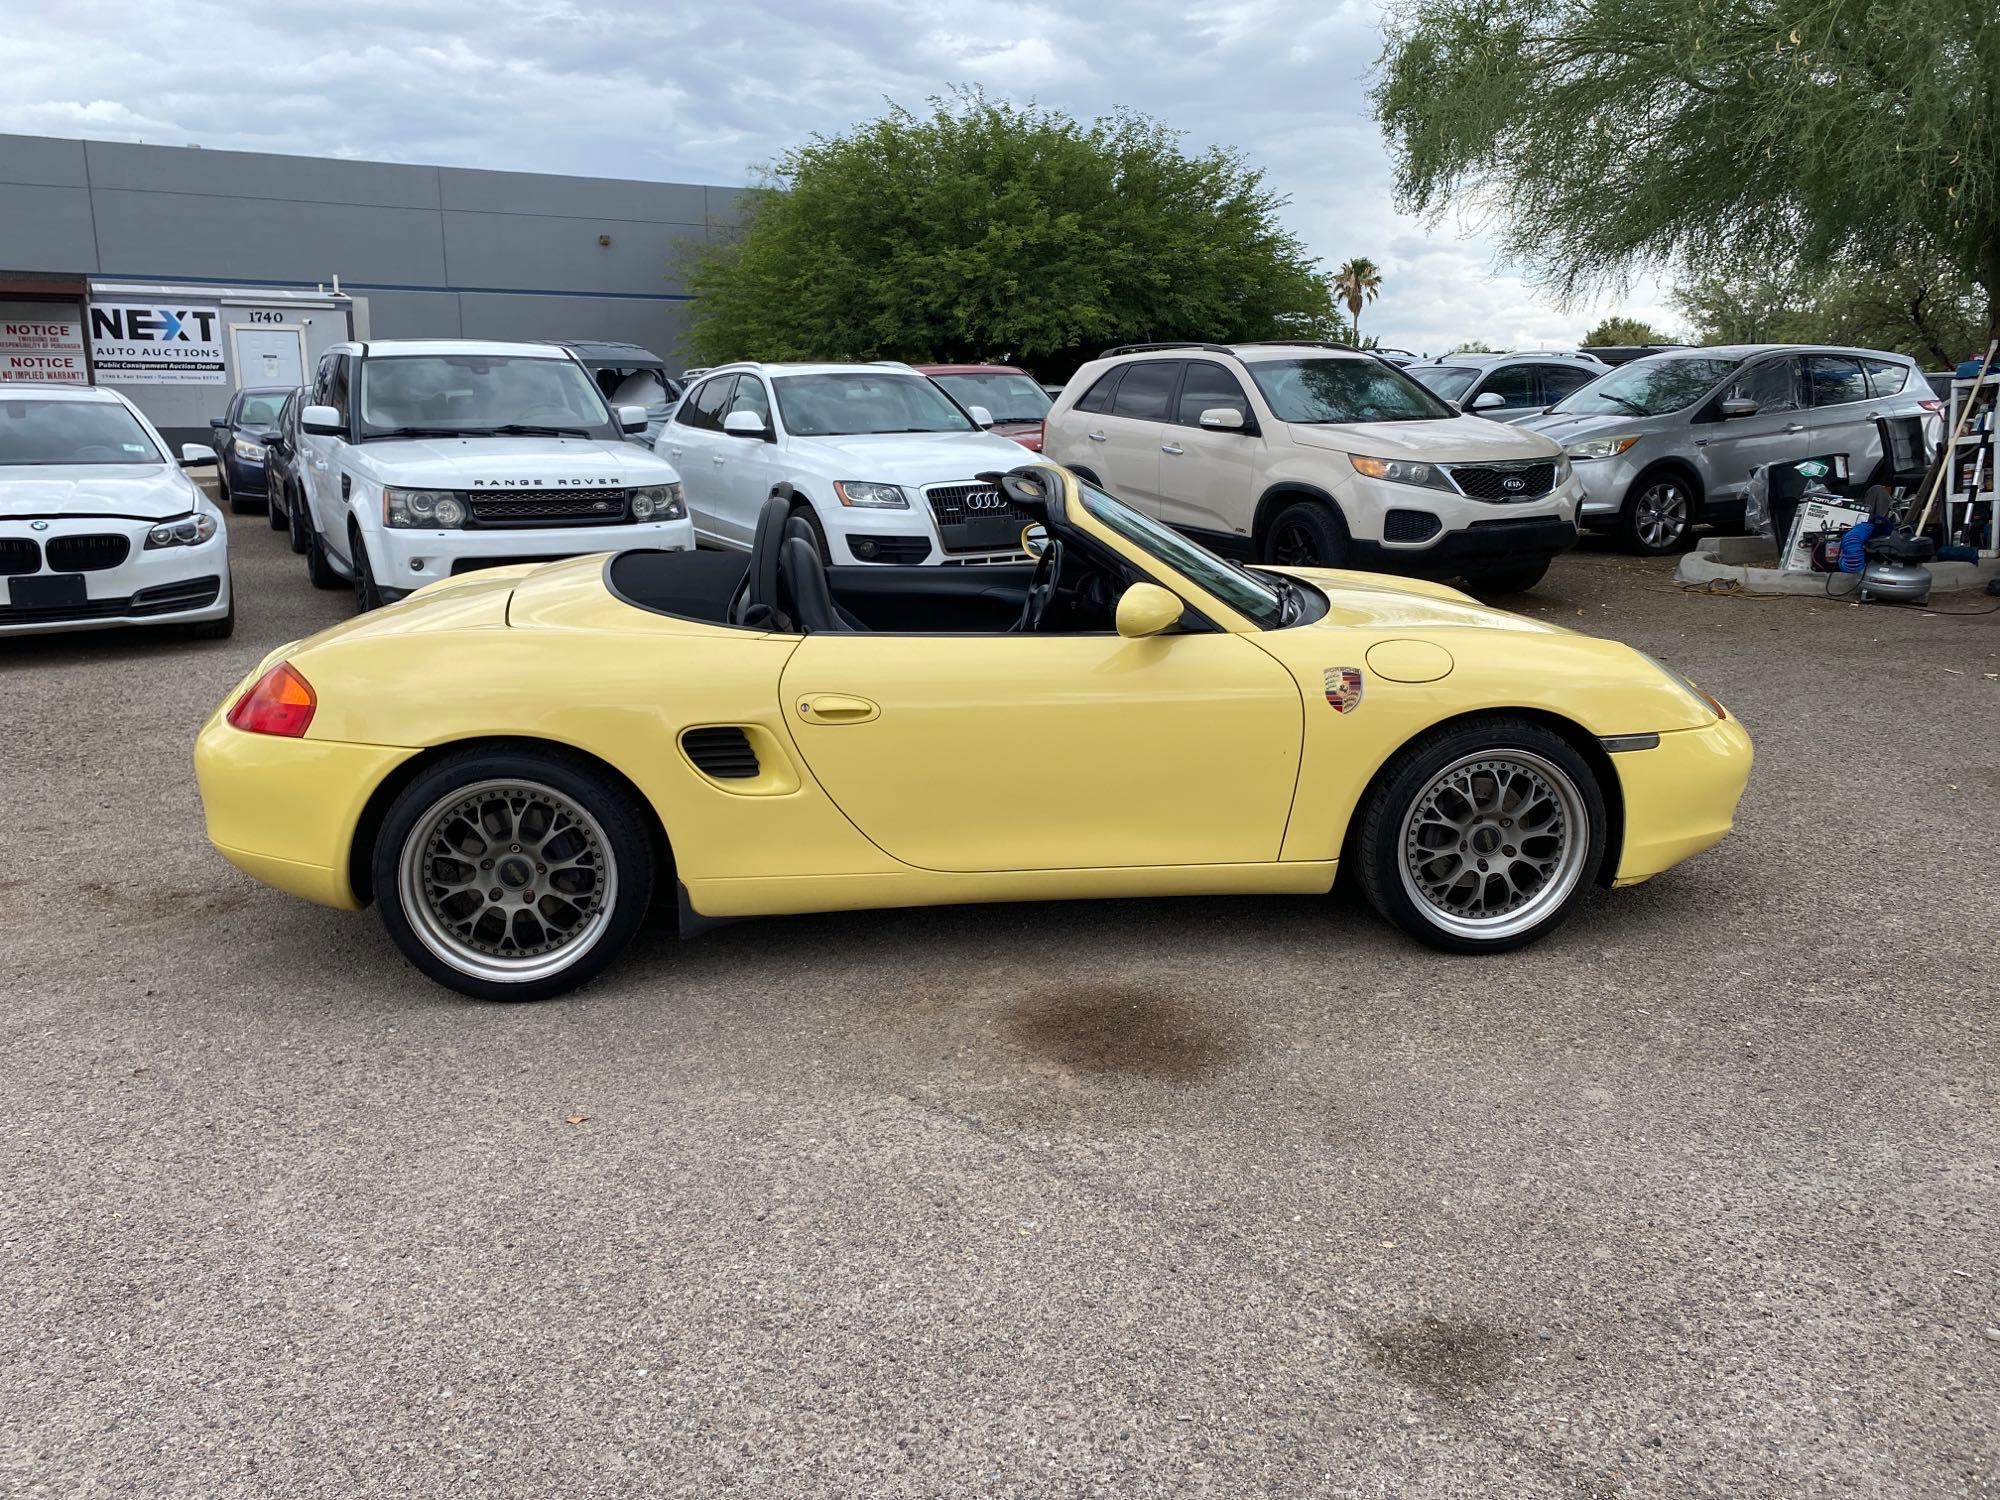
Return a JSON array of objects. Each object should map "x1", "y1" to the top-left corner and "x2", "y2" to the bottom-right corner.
[{"x1": 3, "y1": 505, "x2": 1997, "y2": 1498}]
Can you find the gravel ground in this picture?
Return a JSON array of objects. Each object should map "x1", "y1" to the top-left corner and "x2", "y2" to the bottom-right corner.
[{"x1": 3, "y1": 505, "x2": 1997, "y2": 1499}]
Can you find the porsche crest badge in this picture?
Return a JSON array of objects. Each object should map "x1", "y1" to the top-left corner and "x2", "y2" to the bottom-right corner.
[{"x1": 1324, "y1": 667, "x2": 1364, "y2": 713}]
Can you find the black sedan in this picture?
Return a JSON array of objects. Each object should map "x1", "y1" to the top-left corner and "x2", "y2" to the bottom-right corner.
[{"x1": 206, "y1": 386, "x2": 292, "y2": 515}]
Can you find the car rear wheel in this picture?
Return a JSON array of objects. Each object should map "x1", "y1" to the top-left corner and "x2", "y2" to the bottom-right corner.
[
  {"x1": 1263, "y1": 500, "x2": 1349, "y2": 568},
  {"x1": 1618, "y1": 474, "x2": 1694, "y2": 555},
  {"x1": 373, "y1": 750, "x2": 656, "y2": 1002},
  {"x1": 285, "y1": 484, "x2": 309, "y2": 554},
  {"x1": 1355, "y1": 717, "x2": 1604, "y2": 954}
]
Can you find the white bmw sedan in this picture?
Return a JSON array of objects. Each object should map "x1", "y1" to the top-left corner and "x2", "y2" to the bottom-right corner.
[{"x1": 1, "y1": 382, "x2": 232, "y2": 638}]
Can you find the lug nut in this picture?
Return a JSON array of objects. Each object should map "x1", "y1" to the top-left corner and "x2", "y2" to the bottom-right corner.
[
  {"x1": 481, "y1": 859, "x2": 493, "y2": 869},
  {"x1": 489, "y1": 887, "x2": 502, "y2": 900}
]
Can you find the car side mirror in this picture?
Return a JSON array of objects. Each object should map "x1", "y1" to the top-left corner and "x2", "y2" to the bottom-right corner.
[
  {"x1": 1198, "y1": 407, "x2": 1245, "y2": 430},
  {"x1": 1470, "y1": 391, "x2": 1507, "y2": 412},
  {"x1": 618, "y1": 403, "x2": 648, "y2": 433},
  {"x1": 722, "y1": 410, "x2": 767, "y2": 438},
  {"x1": 968, "y1": 404, "x2": 995, "y2": 428},
  {"x1": 1020, "y1": 523, "x2": 1049, "y2": 558},
  {"x1": 1115, "y1": 582, "x2": 1184, "y2": 639},
  {"x1": 301, "y1": 404, "x2": 343, "y2": 435},
  {"x1": 1719, "y1": 398, "x2": 1759, "y2": 419},
  {"x1": 179, "y1": 442, "x2": 218, "y2": 467}
]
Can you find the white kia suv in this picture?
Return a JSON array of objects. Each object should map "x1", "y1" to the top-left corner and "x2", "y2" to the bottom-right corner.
[
  {"x1": 1041, "y1": 342, "x2": 1584, "y2": 593},
  {"x1": 295, "y1": 340, "x2": 692, "y2": 610},
  {"x1": 660, "y1": 362, "x2": 1038, "y2": 564},
  {"x1": 1, "y1": 382, "x2": 233, "y2": 638}
]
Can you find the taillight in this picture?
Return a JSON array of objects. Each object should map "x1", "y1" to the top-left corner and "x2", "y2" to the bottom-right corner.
[
  {"x1": 227, "y1": 661, "x2": 317, "y2": 737},
  {"x1": 1919, "y1": 398, "x2": 1942, "y2": 412}
]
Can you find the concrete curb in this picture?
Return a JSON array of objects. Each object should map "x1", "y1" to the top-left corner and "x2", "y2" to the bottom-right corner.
[{"x1": 1674, "y1": 535, "x2": 2000, "y2": 595}]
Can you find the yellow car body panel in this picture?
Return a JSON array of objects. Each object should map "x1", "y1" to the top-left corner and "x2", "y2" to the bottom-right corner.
[{"x1": 193, "y1": 467, "x2": 1751, "y2": 923}]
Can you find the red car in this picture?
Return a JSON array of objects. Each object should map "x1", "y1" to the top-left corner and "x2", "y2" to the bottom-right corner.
[{"x1": 914, "y1": 364, "x2": 1050, "y2": 451}]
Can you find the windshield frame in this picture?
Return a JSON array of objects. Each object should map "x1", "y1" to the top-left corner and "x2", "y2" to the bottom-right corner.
[
  {"x1": 1547, "y1": 354, "x2": 1746, "y2": 418},
  {"x1": 0, "y1": 395, "x2": 167, "y2": 467},
  {"x1": 354, "y1": 352, "x2": 621, "y2": 440},
  {"x1": 772, "y1": 371, "x2": 978, "y2": 438},
  {"x1": 928, "y1": 371, "x2": 1052, "y2": 425},
  {"x1": 1247, "y1": 356, "x2": 1458, "y2": 425},
  {"x1": 1406, "y1": 365, "x2": 1480, "y2": 404},
  {"x1": 1069, "y1": 471, "x2": 1294, "y2": 630}
]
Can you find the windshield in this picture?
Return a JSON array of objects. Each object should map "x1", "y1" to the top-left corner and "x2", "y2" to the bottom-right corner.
[
  {"x1": 1075, "y1": 477, "x2": 1288, "y2": 629},
  {"x1": 237, "y1": 392, "x2": 286, "y2": 430},
  {"x1": 0, "y1": 398, "x2": 162, "y2": 466},
  {"x1": 773, "y1": 372, "x2": 974, "y2": 437},
  {"x1": 356, "y1": 354, "x2": 618, "y2": 438},
  {"x1": 1248, "y1": 358, "x2": 1456, "y2": 424},
  {"x1": 930, "y1": 372, "x2": 1051, "y2": 424},
  {"x1": 1550, "y1": 355, "x2": 1743, "y2": 417},
  {"x1": 1406, "y1": 365, "x2": 1479, "y2": 403}
]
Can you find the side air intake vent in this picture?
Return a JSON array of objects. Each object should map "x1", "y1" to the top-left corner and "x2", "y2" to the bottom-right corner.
[{"x1": 681, "y1": 726, "x2": 760, "y2": 780}]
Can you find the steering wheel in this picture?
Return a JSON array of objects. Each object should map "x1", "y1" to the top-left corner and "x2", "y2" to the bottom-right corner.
[{"x1": 1013, "y1": 538, "x2": 1064, "y2": 633}]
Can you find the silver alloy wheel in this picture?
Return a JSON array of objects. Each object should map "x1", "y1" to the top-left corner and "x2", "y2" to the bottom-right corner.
[
  {"x1": 1633, "y1": 481, "x2": 1689, "y2": 550},
  {"x1": 398, "y1": 778, "x2": 618, "y2": 985},
  {"x1": 1397, "y1": 748, "x2": 1589, "y2": 941}
]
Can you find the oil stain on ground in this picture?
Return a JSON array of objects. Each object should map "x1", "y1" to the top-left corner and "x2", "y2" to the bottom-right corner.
[
  {"x1": 1365, "y1": 1316, "x2": 1517, "y2": 1404},
  {"x1": 1004, "y1": 982, "x2": 1243, "y2": 1082}
]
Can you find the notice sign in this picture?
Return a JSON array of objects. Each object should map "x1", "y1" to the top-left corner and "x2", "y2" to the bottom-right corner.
[
  {"x1": 88, "y1": 302, "x2": 226, "y2": 384},
  {"x1": 0, "y1": 314, "x2": 88, "y2": 384}
]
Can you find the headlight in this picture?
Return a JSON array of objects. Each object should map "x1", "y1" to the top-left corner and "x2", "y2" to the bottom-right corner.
[
  {"x1": 1553, "y1": 454, "x2": 1573, "y2": 483},
  {"x1": 832, "y1": 480, "x2": 909, "y2": 509},
  {"x1": 231, "y1": 437, "x2": 266, "y2": 462},
  {"x1": 145, "y1": 513, "x2": 219, "y2": 549},
  {"x1": 1564, "y1": 435, "x2": 1640, "y2": 461},
  {"x1": 630, "y1": 482, "x2": 686, "y2": 521},
  {"x1": 1348, "y1": 454, "x2": 1454, "y2": 491},
  {"x1": 384, "y1": 487, "x2": 466, "y2": 528}
]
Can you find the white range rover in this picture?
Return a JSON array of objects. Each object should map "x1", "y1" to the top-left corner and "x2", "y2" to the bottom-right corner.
[
  {"x1": 1, "y1": 382, "x2": 233, "y2": 638},
  {"x1": 295, "y1": 339, "x2": 692, "y2": 609},
  {"x1": 660, "y1": 362, "x2": 1039, "y2": 563}
]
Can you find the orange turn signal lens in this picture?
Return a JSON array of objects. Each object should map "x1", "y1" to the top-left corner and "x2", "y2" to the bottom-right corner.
[{"x1": 227, "y1": 661, "x2": 317, "y2": 738}]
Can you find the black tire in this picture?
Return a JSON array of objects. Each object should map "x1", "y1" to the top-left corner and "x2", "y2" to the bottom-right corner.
[
  {"x1": 285, "y1": 483, "x2": 309, "y2": 554},
  {"x1": 266, "y1": 485, "x2": 287, "y2": 529},
  {"x1": 350, "y1": 526, "x2": 383, "y2": 613},
  {"x1": 1616, "y1": 470, "x2": 1697, "y2": 555},
  {"x1": 304, "y1": 512, "x2": 344, "y2": 589},
  {"x1": 188, "y1": 583, "x2": 236, "y2": 640},
  {"x1": 372, "y1": 747, "x2": 657, "y2": 1002},
  {"x1": 1262, "y1": 499, "x2": 1349, "y2": 568},
  {"x1": 1462, "y1": 558, "x2": 1550, "y2": 596},
  {"x1": 1354, "y1": 715, "x2": 1606, "y2": 955}
]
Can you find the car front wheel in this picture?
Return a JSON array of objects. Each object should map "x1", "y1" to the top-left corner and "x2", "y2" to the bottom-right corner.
[
  {"x1": 1618, "y1": 474, "x2": 1694, "y2": 555},
  {"x1": 373, "y1": 749, "x2": 657, "y2": 1001},
  {"x1": 1355, "y1": 717, "x2": 1605, "y2": 954},
  {"x1": 1263, "y1": 500, "x2": 1349, "y2": 568},
  {"x1": 1462, "y1": 558, "x2": 1550, "y2": 596}
]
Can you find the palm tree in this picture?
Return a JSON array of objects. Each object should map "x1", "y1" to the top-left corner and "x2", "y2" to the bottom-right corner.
[{"x1": 1333, "y1": 258, "x2": 1383, "y2": 342}]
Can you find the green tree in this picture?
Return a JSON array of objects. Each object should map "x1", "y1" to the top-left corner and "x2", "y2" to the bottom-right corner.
[
  {"x1": 1582, "y1": 316, "x2": 1672, "y2": 347},
  {"x1": 1372, "y1": 0, "x2": 2000, "y2": 335},
  {"x1": 1450, "y1": 339, "x2": 1498, "y2": 354},
  {"x1": 1673, "y1": 259, "x2": 1987, "y2": 367},
  {"x1": 685, "y1": 92, "x2": 1334, "y2": 368},
  {"x1": 1332, "y1": 258, "x2": 1384, "y2": 341}
]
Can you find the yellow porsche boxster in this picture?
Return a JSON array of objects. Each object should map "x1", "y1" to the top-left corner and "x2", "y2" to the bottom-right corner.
[{"x1": 195, "y1": 463, "x2": 1750, "y2": 1001}]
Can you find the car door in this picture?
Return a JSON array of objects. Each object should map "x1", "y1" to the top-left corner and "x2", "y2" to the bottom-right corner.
[
  {"x1": 1696, "y1": 355, "x2": 1806, "y2": 503},
  {"x1": 1155, "y1": 359, "x2": 1264, "y2": 543},
  {"x1": 1804, "y1": 353, "x2": 1880, "y2": 481},
  {"x1": 300, "y1": 352, "x2": 351, "y2": 550},
  {"x1": 1465, "y1": 362, "x2": 1540, "y2": 421},
  {"x1": 1534, "y1": 362, "x2": 1598, "y2": 416},
  {"x1": 713, "y1": 374, "x2": 783, "y2": 538},
  {"x1": 778, "y1": 624, "x2": 1304, "y2": 872},
  {"x1": 1078, "y1": 360, "x2": 1178, "y2": 514},
  {"x1": 661, "y1": 375, "x2": 737, "y2": 545}
]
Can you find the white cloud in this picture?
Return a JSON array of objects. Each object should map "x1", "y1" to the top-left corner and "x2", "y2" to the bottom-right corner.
[{"x1": 0, "y1": 0, "x2": 1677, "y2": 352}]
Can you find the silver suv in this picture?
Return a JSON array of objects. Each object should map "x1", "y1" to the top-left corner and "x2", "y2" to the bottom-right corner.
[
  {"x1": 1405, "y1": 351, "x2": 1608, "y2": 423},
  {"x1": 1520, "y1": 345, "x2": 1939, "y2": 554}
]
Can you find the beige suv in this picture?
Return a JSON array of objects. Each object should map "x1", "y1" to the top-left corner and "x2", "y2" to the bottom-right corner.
[{"x1": 1041, "y1": 341, "x2": 1583, "y2": 593}]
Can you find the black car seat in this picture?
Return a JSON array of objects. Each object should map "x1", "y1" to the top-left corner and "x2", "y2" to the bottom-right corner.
[
  {"x1": 782, "y1": 513, "x2": 869, "y2": 630},
  {"x1": 780, "y1": 536, "x2": 856, "y2": 633},
  {"x1": 730, "y1": 495, "x2": 791, "y2": 629}
]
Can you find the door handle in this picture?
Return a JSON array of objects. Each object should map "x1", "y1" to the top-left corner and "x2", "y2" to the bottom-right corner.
[
  {"x1": 1161, "y1": 442, "x2": 1184, "y2": 456},
  {"x1": 1692, "y1": 438, "x2": 1708, "y2": 447},
  {"x1": 796, "y1": 693, "x2": 879, "y2": 724},
  {"x1": 1087, "y1": 430, "x2": 1107, "y2": 442},
  {"x1": 1785, "y1": 423, "x2": 1806, "y2": 434},
  {"x1": 712, "y1": 454, "x2": 727, "y2": 466}
]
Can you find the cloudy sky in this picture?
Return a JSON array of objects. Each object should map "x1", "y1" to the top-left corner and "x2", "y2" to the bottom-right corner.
[{"x1": 0, "y1": 0, "x2": 1676, "y2": 354}]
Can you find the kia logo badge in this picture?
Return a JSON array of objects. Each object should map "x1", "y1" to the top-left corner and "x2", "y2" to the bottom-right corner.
[{"x1": 1502, "y1": 475, "x2": 1525, "y2": 493}]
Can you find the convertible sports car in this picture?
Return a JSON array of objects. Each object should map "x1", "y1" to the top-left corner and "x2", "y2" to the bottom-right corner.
[{"x1": 195, "y1": 463, "x2": 1751, "y2": 1001}]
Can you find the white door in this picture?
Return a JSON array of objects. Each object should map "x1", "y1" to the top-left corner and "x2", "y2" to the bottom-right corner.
[
  {"x1": 660, "y1": 375, "x2": 737, "y2": 546},
  {"x1": 230, "y1": 325, "x2": 306, "y2": 389},
  {"x1": 1086, "y1": 360, "x2": 1179, "y2": 514}
]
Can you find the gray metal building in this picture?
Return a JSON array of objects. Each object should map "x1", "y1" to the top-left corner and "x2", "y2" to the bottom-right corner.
[{"x1": 0, "y1": 132, "x2": 743, "y2": 444}]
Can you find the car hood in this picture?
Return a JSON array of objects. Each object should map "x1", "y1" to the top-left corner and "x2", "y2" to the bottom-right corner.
[
  {"x1": 1274, "y1": 566, "x2": 1570, "y2": 633},
  {"x1": 1287, "y1": 418, "x2": 1561, "y2": 463},
  {"x1": 0, "y1": 463, "x2": 201, "y2": 520},
  {"x1": 1517, "y1": 411, "x2": 1648, "y2": 444},
  {"x1": 350, "y1": 435, "x2": 682, "y2": 487},
  {"x1": 786, "y1": 428, "x2": 1032, "y2": 482}
]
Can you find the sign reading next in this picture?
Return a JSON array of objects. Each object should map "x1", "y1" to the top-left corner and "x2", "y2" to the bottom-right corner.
[{"x1": 88, "y1": 302, "x2": 226, "y2": 384}]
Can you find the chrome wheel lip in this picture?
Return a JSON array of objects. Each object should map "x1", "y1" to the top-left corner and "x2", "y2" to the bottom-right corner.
[
  {"x1": 1634, "y1": 482, "x2": 1689, "y2": 549},
  {"x1": 398, "y1": 778, "x2": 618, "y2": 986},
  {"x1": 1396, "y1": 748, "x2": 1589, "y2": 942}
]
